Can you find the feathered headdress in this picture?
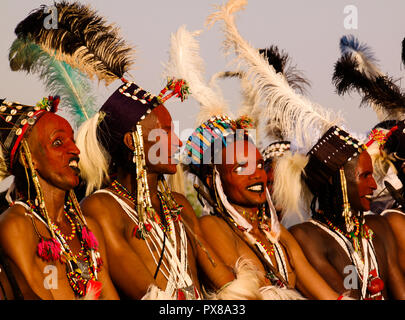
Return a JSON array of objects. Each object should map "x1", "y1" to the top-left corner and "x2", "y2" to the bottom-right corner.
[
  {"x1": 209, "y1": 45, "x2": 311, "y2": 158},
  {"x1": 13, "y1": 1, "x2": 134, "y2": 85},
  {"x1": 333, "y1": 35, "x2": 405, "y2": 122},
  {"x1": 206, "y1": 0, "x2": 360, "y2": 225},
  {"x1": 9, "y1": 37, "x2": 97, "y2": 126},
  {"x1": 162, "y1": 25, "x2": 232, "y2": 126},
  {"x1": 206, "y1": 0, "x2": 340, "y2": 154}
]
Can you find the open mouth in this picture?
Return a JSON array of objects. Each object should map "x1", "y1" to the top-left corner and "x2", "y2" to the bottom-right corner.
[
  {"x1": 246, "y1": 182, "x2": 264, "y2": 193},
  {"x1": 68, "y1": 157, "x2": 80, "y2": 174},
  {"x1": 363, "y1": 194, "x2": 374, "y2": 202}
]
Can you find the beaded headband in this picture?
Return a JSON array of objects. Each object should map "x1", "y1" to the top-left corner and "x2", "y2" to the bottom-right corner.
[
  {"x1": 185, "y1": 115, "x2": 256, "y2": 174},
  {"x1": 0, "y1": 96, "x2": 59, "y2": 171},
  {"x1": 262, "y1": 141, "x2": 291, "y2": 163},
  {"x1": 303, "y1": 126, "x2": 365, "y2": 194},
  {"x1": 185, "y1": 115, "x2": 236, "y2": 170}
]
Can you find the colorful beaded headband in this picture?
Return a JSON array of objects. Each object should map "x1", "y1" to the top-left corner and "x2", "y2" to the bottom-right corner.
[{"x1": 185, "y1": 115, "x2": 236, "y2": 169}]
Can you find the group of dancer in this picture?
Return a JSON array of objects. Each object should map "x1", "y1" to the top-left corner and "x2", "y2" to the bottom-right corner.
[{"x1": 1, "y1": 0, "x2": 405, "y2": 300}]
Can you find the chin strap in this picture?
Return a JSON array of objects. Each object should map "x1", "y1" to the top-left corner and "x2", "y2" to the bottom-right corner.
[
  {"x1": 214, "y1": 167, "x2": 252, "y2": 232},
  {"x1": 265, "y1": 187, "x2": 281, "y2": 242}
]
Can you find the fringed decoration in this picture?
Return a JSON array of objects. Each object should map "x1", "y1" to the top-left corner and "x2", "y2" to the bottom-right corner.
[
  {"x1": 158, "y1": 78, "x2": 190, "y2": 103},
  {"x1": 37, "y1": 238, "x2": 61, "y2": 261}
]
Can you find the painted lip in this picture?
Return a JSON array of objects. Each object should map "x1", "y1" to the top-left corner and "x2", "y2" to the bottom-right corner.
[{"x1": 246, "y1": 182, "x2": 264, "y2": 193}]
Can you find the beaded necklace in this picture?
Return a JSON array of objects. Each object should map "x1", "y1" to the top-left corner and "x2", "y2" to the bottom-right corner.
[
  {"x1": 23, "y1": 192, "x2": 102, "y2": 298},
  {"x1": 111, "y1": 179, "x2": 137, "y2": 204},
  {"x1": 227, "y1": 205, "x2": 275, "y2": 257},
  {"x1": 110, "y1": 179, "x2": 183, "y2": 239},
  {"x1": 48, "y1": 200, "x2": 77, "y2": 242},
  {"x1": 317, "y1": 211, "x2": 374, "y2": 255}
]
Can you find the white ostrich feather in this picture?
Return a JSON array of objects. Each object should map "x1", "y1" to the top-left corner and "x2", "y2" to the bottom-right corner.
[
  {"x1": 162, "y1": 25, "x2": 232, "y2": 126},
  {"x1": 206, "y1": 0, "x2": 342, "y2": 152}
]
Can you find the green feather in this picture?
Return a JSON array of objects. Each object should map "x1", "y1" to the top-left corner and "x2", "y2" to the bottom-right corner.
[{"x1": 9, "y1": 37, "x2": 96, "y2": 126}]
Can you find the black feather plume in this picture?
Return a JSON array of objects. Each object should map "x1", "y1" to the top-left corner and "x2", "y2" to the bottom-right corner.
[
  {"x1": 259, "y1": 45, "x2": 310, "y2": 95},
  {"x1": 333, "y1": 53, "x2": 405, "y2": 110},
  {"x1": 402, "y1": 37, "x2": 405, "y2": 66},
  {"x1": 14, "y1": 1, "x2": 134, "y2": 85}
]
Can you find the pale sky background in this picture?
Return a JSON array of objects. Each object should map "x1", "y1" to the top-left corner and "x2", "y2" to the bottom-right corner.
[{"x1": 0, "y1": 0, "x2": 405, "y2": 190}]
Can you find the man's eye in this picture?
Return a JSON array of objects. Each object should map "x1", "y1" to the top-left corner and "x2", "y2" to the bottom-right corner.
[
  {"x1": 52, "y1": 139, "x2": 62, "y2": 147},
  {"x1": 234, "y1": 166, "x2": 244, "y2": 173}
]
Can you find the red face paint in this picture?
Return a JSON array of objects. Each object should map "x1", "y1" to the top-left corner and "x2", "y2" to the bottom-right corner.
[
  {"x1": 348, "y1": 151, "x2": 377, "y2": 212},
  {"x1": 28, "y1": 113, "x2": 80, "y2": 191},
  {"x1": 143, "y1": 105, "x2": 182, "y2": 175}
]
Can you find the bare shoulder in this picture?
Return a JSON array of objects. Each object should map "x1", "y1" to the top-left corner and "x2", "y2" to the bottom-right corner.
[
  {"x1": 364, "y1": 213, "x2": 392, "y2": 235},
  {"x1": 199, "y1": 215, "x2": 235, "y2": 241},
  {"x1": 0, "y1": 204, "x2": 36, "y2": 253},
  {"x1": 288, "y1": 221, "x2": 322, "y2": 241},
  {"x1": 80, "y1": 190, "x2": 121, "y2": 223},
  {"x1": 381, "y1": 209, "x2": 405, "y2": 226}
]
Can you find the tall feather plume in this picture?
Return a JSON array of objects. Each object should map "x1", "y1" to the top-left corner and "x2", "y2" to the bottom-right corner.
[
  {"x1": 333, "y1": 35, "x2": 405, "y2": 121},
  {"x1": 259, "y1": 46, "x2": 310, "y2": 95},
  {"x1": 162, "y1": 25, "x2": 232, "y2": 126},
  {"x1": 210, "y1": 46, "x2": 311, "y2": 145},
  {"x1": 339, "y1": 35, "x2": 382, "y2": 78},
  {"x1": 206, "y1": 0, "x2": 340, "y2": 152},
  {"x1": 402, "y1": 37, "x2": 405, "y2": 67},
  {"x1": 9, "y1": 37, "x2": 97, "y2": 126},
  {"x1": 209, "y1": 70, "x2": 261, "y2": 123},
  {"x1": 14, "y1": 1, "x2": 134, "y2": 85}
]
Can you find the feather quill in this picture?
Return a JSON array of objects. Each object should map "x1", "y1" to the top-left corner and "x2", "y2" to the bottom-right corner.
[
  {"x1": 333, "y1": 35, "x2": 405, "y2": 121},
  {"x1": 206, "y1": 0, "x2": 340, "y2": 152},
  {"x1": 9, "y1": 37, "x2": 97, "y2": 126},
  {"x1": 162, "y1": 25, "x2": 232, "y2": 125},
  {"x1": 14, "y1": 1, "x2": 134, "y2": 85}
]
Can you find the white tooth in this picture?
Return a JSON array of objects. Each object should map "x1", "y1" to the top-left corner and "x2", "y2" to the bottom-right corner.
[
  {"x1": 69, "y1": 160, "x2": 78, "y2": 167},
  {"x1": 248, "y1": 185, "x2": 263, "y2": 191}
]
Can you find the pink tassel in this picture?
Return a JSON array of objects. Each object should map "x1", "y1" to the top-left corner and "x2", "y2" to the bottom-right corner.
[
  {"x1": 37, "y1": 238, "x2": 61, "y2": 261},
  {"x1": 82, "y1": 227, "x2": 99, "y2": 250}
]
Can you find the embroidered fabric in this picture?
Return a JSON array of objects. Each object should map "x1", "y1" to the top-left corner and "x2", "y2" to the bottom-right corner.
[{"x1": 94, "y1": 189, "x2": 200, "y2": 300}]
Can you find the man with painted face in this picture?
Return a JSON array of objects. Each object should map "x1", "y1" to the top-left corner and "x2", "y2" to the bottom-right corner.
[
  {"x1": 0, "y1": 97, "x2": 118, "y2": 299},
  {"x1": 77, "y1": 81, "x2": 236, "y2": 300},
  {"x1": 287, "y1": 126, "x2": 405, "y2": 299},
  {"x1": 186, "y1": 116, "x2": 342, "y2": 299}
]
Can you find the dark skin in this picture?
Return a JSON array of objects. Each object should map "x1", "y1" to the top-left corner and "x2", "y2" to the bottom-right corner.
[
  {"x1": 81, "y1": 105, "x2": 235, "y2": 299},
  {"x1": 0, "y1": 113, "x2": 119, "y2": 299},
  {"x1": 289, "y1": 151, "x2": 405, "y2": 299},
  {"x1": 199, "y1": 139, "x2": 340, "y2": 299}
]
